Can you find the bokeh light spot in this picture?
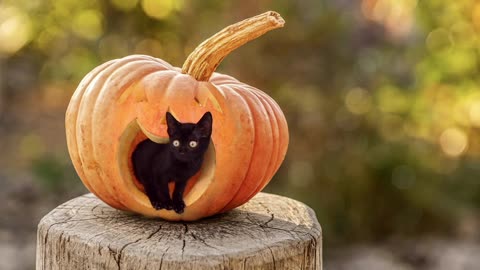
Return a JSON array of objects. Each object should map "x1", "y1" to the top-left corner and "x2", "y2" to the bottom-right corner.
[
  {"x1": 362, "y1": 0, "x2": 417, "y2": 39},
  {"x1": 426, "y1": 28, "x2": 452, "y2": 52},
  {"x1": 345, "y1": 88, "x2": 372, "y2": 115},
  {"x1": 469, "y1": 100, "x2": 480, "y2": 127},
  {"x1": 72, "y1": 9, "x2": 104, "y2": 40},
  {"x1": 451, "y1": 22, "x2": 475, "y2": 46},
  {"x1": 445, "y1": 49, "x2": 476, "y2": 75},
  {"x1": 36, "y1": 26, "x2": 65, "y2": 52},
  {"x1": 142, "y1": 0, "x2": 175, "y2": 20},
  {"x1": 472, "y1": 3, "x2": 480, "y2": 30},
  {"x1": 377, "y1": 87, "x2": 409, "y2": 113},
  {"x1": 0, "y1": 5, "x2": 32, "y2": 54},
  {"x1": 439, "y1": 128, "x2": 468, "y2": 157}
]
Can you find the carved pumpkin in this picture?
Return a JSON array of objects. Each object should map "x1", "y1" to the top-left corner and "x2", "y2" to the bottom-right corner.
[{"x1": 65, "y1": 11, "x2": 288, "y2": 221}]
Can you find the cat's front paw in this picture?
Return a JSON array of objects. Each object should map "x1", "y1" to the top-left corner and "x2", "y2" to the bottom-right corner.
[
  {"x1": 163, "y1": 200, "x2": 173, "y2": 210},
  {"x1": 151, "y1": 199, "x2": 173, "y2": 211},
  {"x1": 172, "y1": 199, "x2": 186, "y2": 214},
  {"x1": 151, "y1": 200, "x2": 163, "y2": 210}
]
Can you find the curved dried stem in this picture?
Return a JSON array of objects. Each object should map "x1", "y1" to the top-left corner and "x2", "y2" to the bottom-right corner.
[{"x1": 182, "y1": 11, "x2": 285, "y2": 81}]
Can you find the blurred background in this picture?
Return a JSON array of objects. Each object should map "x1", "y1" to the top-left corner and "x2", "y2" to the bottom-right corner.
[{"x1": 1, "y1": 0, "x2": 480, "y2": 269}]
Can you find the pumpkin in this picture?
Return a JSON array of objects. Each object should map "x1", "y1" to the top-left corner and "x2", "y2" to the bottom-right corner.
[{"x1": 65, "y1": 11, "x2": 288, "y2": 221}]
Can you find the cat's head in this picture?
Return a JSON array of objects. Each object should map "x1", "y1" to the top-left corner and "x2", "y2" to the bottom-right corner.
[{"x1": 166, "y1": 112, "x2": 213, "y2": 162}]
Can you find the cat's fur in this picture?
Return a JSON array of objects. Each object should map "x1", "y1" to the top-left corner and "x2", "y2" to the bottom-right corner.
[{"x1": 132, "y1": 112, "x2": 213, "y2": 214}]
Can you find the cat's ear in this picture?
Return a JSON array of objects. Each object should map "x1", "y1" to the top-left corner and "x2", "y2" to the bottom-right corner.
[
  {"x1": 166, "y1": 112, "x2": 180, "y2": 134},
  {"x1": 195, "y1": 112, "x2": 213, "y2": 138}
]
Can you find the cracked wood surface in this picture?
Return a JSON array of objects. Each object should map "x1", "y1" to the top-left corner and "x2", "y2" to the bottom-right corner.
[{"x1": 36, "y1": 192, "x2": 321, "y2": 269}]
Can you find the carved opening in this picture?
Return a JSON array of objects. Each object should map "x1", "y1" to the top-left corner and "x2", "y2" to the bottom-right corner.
[{"x1": 118, "y1": 119, "x2": 216, "y2": 210}]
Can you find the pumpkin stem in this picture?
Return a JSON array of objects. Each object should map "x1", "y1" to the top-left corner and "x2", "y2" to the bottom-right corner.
[{"x1": 181, "y1": 11, "x2": 285, "y2": 81}]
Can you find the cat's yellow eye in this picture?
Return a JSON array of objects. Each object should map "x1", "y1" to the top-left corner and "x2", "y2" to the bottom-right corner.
[
  {"x1": 172, "y1": 140, "x2": 180, "y2": 147},
  {"x1": 189, "y1": 141, "x2": 198, "y2": 148}
]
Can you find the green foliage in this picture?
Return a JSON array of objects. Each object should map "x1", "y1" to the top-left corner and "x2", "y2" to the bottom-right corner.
[
  {"x1": 31, "y1": 155, "x2": 81, "y2": 193},
  {"x1": 2, "y1": 0, "x2": 480, "y2": 245}
]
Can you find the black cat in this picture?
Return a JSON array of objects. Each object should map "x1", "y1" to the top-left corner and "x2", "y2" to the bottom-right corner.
[{"x1": 132, "y1": 112, "x2": 213, "y2": 214}]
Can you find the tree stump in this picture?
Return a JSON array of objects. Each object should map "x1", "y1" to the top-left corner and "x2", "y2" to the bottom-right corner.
[{"x1": 36, "y1": 193, "x2": 322, "y2": 269}]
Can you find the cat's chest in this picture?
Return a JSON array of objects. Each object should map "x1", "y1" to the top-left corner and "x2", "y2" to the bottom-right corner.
[{"x1": 167, "y1": 159, "x2": 202, "y2": 178}]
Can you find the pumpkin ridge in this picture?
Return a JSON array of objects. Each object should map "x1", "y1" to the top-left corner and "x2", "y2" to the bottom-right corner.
[
  {"x1": 67, "y1": 60, "x2": 117, "y2": 202},
  {"x1": 209, "y1": 73, "x2": 240, "y2": 85},
  {"x1": 248, "y1": 90, "x2": 280, "y2": 189},
  {"x1": 216, "y1": 84, "x2": 266, "y2": 210},
  {"x1": 77, "y1": 57, "x2": 154, "y2": 208},
  {"x1": 114, "y1": 63, "x2": 164, "y2": 104},
  {"x1": 162, "y1": 72, "x2": 195, "y2": 102},
  {"x1": 118, "y1": 54, "x2": 174, "y2": 69},
  {"x1": 244, "y1": 85, "x2": 282, "y2": 179},
  {"x1": 221, "y1": 84, "x2": 273, "y2": 210},
  {"x1": 243, "y1": 90, "x2": 282, "y2": 204},
  {"x1": 247, "y1": 90, "x2": 289, "y2": 198},
  {"x1": 200, "y1": 83, "x2": 255, "y2": 215},
  {"x1": 78, "y1": 59, "x2": 137, "y2": 208},
  {"x1": 257, "y1": 89, "x2": 289, "y2": 162},
  {"x1": 138, "y1": 54, "x2": 175, "y2": 69},
  {"x1": 141, "y1": 70, "x2": 178, "y2": 105},
  {"x1": 262, "y1": 93, "x2": 281, "y2": 170}
]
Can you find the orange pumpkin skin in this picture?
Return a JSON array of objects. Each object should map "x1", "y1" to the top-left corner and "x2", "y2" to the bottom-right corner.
[{"x1": 65, "y1": 55, "x2": 288, "y2": 221}]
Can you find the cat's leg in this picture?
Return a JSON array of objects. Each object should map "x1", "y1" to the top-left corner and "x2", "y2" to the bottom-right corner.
[
  {"x1": 172, "y1": 179, "x2": 188, "y2": 214},
  {"x1": 154, "y1": 175, "x2": 173, "y2": 210},
  {"x1": 143, "y1": 180, "x2": 164, "y2": 210}
]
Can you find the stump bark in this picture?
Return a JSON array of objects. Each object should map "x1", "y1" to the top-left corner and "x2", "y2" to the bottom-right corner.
[{"x1": 36, "y1": 192, "x2": 321, "y2": 269}]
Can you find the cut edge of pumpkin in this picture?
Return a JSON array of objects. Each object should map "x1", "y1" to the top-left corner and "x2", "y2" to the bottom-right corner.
[{"x1": 117, "y1": 118, "x2": 216, "y2": 214}]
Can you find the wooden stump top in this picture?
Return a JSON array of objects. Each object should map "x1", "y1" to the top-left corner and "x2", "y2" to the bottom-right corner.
[{"x1": 37, "y1": 192, "x2": 321, "y2": 269}]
